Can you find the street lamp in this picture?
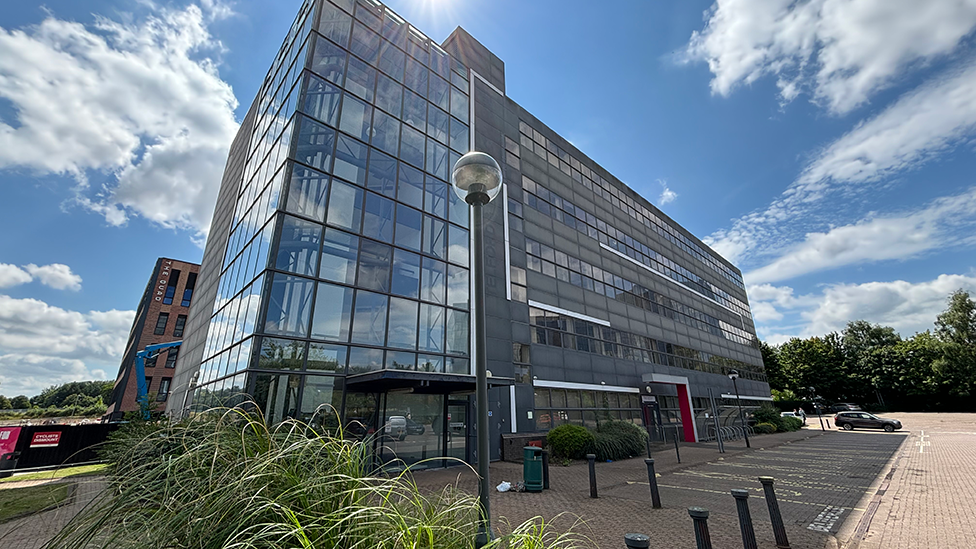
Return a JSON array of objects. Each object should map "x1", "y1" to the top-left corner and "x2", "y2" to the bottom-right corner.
[
  {"x1": 727, "y1": 370, "x2": 750, "y2": 448},
  {"x1": 807, "y1": 387, "x2": 826, "y2": 431},
  {"x1": 451, "y1": 151, "x2": 502, "y2": 548}
]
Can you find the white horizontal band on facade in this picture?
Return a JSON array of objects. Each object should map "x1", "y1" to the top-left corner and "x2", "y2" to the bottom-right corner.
[
  {"x1": 534, "y1": 379, "x2": 640, "y2": 394},
  {"x1": 471, "y1": 70, "x2": 504, "y2": 97},
  {"x1": 527, "y1": 300, "x2": 611, "y2": 327},
  {"x1": 720, "y1": 393, "x2": 774, "y2": 402},
  {"x1": 599, "y1": 243, "x2": 744, "y2": 319}
]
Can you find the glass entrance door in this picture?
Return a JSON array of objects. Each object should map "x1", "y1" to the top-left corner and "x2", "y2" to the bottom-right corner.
[{"x1": 446, "y1": 400, "x2": 468, "y2": 464}]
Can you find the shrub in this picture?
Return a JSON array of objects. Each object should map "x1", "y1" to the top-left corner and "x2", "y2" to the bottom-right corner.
[
  {"x1": 752, "y1": 404, "x2": 781, "y2": 425},
  {"x1": 780, "y1": 416, "x2": 803, "y2": 432},
  {"x1": 546, "y1": 424, "x2": 595, "y2": 460},
  {"x1": 592, "y1": 420, "x2": 647, "y2": 461},
  {"x1": 754, "y1": 422, "x2": 777, "y2": 434}
]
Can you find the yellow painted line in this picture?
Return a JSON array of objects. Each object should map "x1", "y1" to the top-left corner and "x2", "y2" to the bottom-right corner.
[{"x1": 652, "y1": 483, "x2": 865, "y2": 511}]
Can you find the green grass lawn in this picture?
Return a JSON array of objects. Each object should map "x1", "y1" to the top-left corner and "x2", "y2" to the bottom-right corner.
[
  {"x1": 0, "y1": 463, "x2": 109, "y2": 484},
  {"x1": 0, "y1": 483, "x2": 70, "y2": 522}
]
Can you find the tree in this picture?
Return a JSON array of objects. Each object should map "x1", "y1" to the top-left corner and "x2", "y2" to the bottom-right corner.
[
  {"x1": 11, "y1": 395, "x2": 31, "y2": 409},
  {"x1": 0, "y1": 395, "x2": 11, "y2": 410},
  {"x1": 777, "y1": 333, "x2": 847, "y2": 402},
  {"x1": 935, "y1": 290, "x2": 976, "y2": 346},
  {"x1": 842, "y1": 320, "x2": 901, "y2": 405},
  {"x1": 760, "y1": 341, "x2": 786, "y2": 391},
  {"x1": 932, "y1": 290, "x2": 976, "y2": 399}
]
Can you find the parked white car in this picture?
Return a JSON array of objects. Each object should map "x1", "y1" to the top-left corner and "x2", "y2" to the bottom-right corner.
[
  {"x1": 385, "y1": 416, "x2": 407, "y2": 440},
  {"x1": 781, "y1": 411, "x2": 806, "y2": 425}
]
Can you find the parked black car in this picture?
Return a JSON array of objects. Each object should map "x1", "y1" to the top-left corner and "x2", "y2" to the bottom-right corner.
[
  {"x1": 405, "y1": 418, "x2": 426, "y2": 435},
  {"x1": 834, "y1": 412, "x2": 902, "y2": 432}
]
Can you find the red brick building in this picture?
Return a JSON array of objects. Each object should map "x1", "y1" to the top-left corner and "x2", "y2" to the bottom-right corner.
[{"x1": 104, "y1": 258, "x2": 200, "y2": 422}]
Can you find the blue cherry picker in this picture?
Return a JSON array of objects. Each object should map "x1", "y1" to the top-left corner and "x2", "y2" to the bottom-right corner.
[{"x1": 134, "y1": 340, "x2": 182, "y2": 420}]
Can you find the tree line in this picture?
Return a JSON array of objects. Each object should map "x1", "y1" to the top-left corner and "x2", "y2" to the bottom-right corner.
[
  {"x1": 0, "y1": 380, "x2": 114, "y2": 417},
  {"x1": 762, "y1": 290, "x2": 976, "y2": 412}
]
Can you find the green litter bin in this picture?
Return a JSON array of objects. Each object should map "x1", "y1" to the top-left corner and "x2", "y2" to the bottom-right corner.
[{"x1": 523, "y1": 446, "x2": 543, "y2": 492}]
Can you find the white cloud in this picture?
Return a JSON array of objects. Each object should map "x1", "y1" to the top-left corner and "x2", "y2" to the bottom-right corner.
[
  {"x1": 745, "y1": 187, "x2": 976, "y2": 284},
  {"x1": 748, "y1": 274, "x2": 976, "y2": 341},
  {"x1": 0, "y1": 3, "x2": 239, "y2": 240},
  {"x1": 23, "y1": 263, "x2": 83, "y2": 291},
  {"x1": 0, "y1": 264, "x2": 32, "y2": 289},
  {"x1": 0, "y1": 294, "x2": 134, "y2": 395},
  {"x1": 657, "y1": 179, "x2": 678, "y2": 206},
  {"x1": 685, "y1": 0, "x2": 976, "y2": 114}
]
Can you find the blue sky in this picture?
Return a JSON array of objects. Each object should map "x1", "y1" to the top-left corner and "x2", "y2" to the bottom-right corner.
[{"x1": 2, "y1": 0, "x2": 976, "y2": 396}]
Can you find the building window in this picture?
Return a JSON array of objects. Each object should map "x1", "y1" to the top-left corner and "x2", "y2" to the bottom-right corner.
[
  {"x1": 165, "y1": 348, "x2": 179, "y2": 369},
  {"x1": 163, "y1": 270, "x2": 182, "y2": 305},
  {"x1": 154, "y1": 312, "x2": 169, "y2": 335},
  {"x1": 181, "y1": 273, "x2": 197, "y2": 307},
  {"x1": 156, "y1": 378, "x2": 172, "y2": 401},
  {"x1": 173, "y1": 315, "x2": 187, "y2": 338},
  {"x1": 513, "y1": 343, "x2": 531, "y2": 384}
]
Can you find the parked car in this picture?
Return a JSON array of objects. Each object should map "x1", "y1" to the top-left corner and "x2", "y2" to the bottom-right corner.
[
  {"x1": 385, "y1": 416, "x2": 408, "y2": 441},
  {"x1": 833, "y1": 412, "x2": 902, "y2": 432},
  {"x1": 828, "y1": 403, "x2": 862, "y2": 413},
  {"x1": 405, "y1": 417, "x2": 425, "y2": 435},
  {"x1": 781, "y1": 411, "x2": 806, "y2": 425}
]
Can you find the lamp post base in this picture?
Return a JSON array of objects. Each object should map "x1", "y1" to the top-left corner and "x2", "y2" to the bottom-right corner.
[{"x1": 476, "y1": 526, "x2": 494, "y2": 548}]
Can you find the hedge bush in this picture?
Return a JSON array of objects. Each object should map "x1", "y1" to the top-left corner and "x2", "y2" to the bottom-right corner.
[
  {"x1": 780, "y1": 416, "x2": 803, "y2": 432},
  {"x1": 546, "y1": 424, "x2": 595, "y2": 459},
  {"x1": 754, "y1": 422, "x2": 777, "y2": 434},
  {"x1": 592, "y1": 420, "x2": 647, "y2": 461}
]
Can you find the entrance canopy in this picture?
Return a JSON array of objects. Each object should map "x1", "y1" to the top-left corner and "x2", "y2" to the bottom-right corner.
[
  {"x1": 642, "y1": 373, "x2": 699, "y2": 443},
  {"x1": 346, "y1": 370, "x2": 514, "y2": 394}
]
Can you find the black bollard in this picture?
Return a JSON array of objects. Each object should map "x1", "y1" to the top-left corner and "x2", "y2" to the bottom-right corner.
[
  {"x1": 759, "y1": 477, "x2": 791, "y2": 549},
  {"x1": 688, "y1": 507, "x2": 713, "y2": 549},
  {"x1": 644, "y1": 458, "x2": 662, "y2": 509},
  {"x1": 731, "y1": 489, "x2": 758, "y2": 549},
  {"x1": 587, "y1": 453, "x2": 598, "y2": 498},
  {"x1": 672, "y1": 426, "x2": 681, "y2": 463},
  {"x1": 624, "y1": 533, "x2": 650, "y2": 549},
  {"x1": 541, "y1": 449, "x2": 550, "y2": 490}
]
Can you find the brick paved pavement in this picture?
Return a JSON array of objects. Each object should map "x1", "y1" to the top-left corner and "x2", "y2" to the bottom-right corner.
[
  {"x1": 0, "y1": 477, "x2": 105, "y2": 549},
  {"x1": 841, "y1": 413, "x2": 976, "y2": 549},
  {"x1": 412, "y1": 427, "x2": 907, "y2": 548}
]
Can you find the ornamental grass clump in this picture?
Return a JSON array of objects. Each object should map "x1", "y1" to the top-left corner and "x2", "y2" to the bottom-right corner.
[{"x1": 48, "y1": 406, "x2": 593, "y2": 549}]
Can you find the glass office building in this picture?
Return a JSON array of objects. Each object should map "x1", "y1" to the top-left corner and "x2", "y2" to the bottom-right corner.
[{"x1": 169, "y1": 0, "x2": 770, "y2": 467}]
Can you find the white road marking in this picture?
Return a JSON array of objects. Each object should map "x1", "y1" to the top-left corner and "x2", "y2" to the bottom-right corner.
[
  {"x1": 808, "y1": 505, "x2": 846, "y2": 532},
  {"x1": 915, "y1": 430, "x2": 931, "y2": 454}
]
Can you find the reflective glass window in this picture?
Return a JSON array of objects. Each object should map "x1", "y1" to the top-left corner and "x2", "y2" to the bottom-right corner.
[
  {"x1": 429, "y1": 75, "x2": 450, "y2": 112},
  {"x1": 318, "y1": 2, "x2": 352, "y2": 47},
  {"x1": 354, "y1": 0, "x2": 382, "y2": 31},
  {"x1": 351, "y1": 290, "x2": 388, "y2": 346},
  {"x1": 275, "y1": 215, "x2": 322, "y2": 277},
  {"x1": 430, "y1": 48, "x2": 450, "y2": 79},
  {"x1": 375, "y1": 73, "x2": 402, "y2": 117},
  {"x1": 345, "y1": 56, "x2": 376, "y2": 102},
  {"x1": 357, "y1": 239, "x2": 392, "y2": 292},
  {"x1": 402, "y1": 89, "x2": 426, "y2": 131},
  {"x1": 426, "y1": 139, "x2": 449, "y2": 180},
  {"x1": 406, "y1": 35, "x2": 428, "y2": 65},
  {"x1": 418, "y1": 303, "x2": 445, "y2": 353},
  {"x1": 448, "y1": 224, "x2": 468, "y2": 267},
  {"x1": 257, "y1": 337, "x2": 305, "y2": 370},
  {"x1": 450, "y1": 117, "x2": 469, "y2": 153},
  {"x1": 450, "y1": 87, "x2": 468, "y2": 123},
  {"x1": 348, "y1": 346, "x2": 384, "y2": 374},
  {"x1": 333, "y1": 134, "x2": 369, "y2": 185},
  {"x1": 386, "y1": 350, "x2": 416, "y2": 370},
  {"x1": 421, "y1": 257, "x2": 446, "y2": 304},
  {"x1": 264, "y1": 273, "x2": 315, "y2": 337},
  {"x1": 378, "y1": 40, "x2": 406, "y2": 81},
  {"x1": 424, "y1": 176, "x2": 448, "y2": 219},
  {"x1": 370, "y1": 109, "x2": 399, "y2": 156},
  {"x1": 331, "y1": 0, "x2": 354, "y2": 13},
  {"x1": 311, "y1": 281, "x2": 354, "y2": 341},
  {"x1": 285, "y1": 164, "x2": 330, "y2": 222},
  {"x1": 338, "y1": 94, "x2": 372, "y2": 143},
  {"x1": 299, "y1": 375, "x2": 343, "y2": 426},
  {"x1": 362, "y1": 192, "x2": 395, "y2": 242},
  {"x1": 396, "y1": 162, "x2": 424, "y2": 208},
  {"x1": 404, "y1": 56, "x2": 428, "y2": 96},
  {"x1": 422, "y1": 215, "x2": 447, "y2": 260},
  {"x1": 399, "y1": 124, "x2": 425, "y2": 168},
  {"x1": 366, "y1": 148, "x2": 397, "y2": 197},
  {"x1": 447, "y1": 265, "x2": 468, "y2": 310},
  {"x1": 311, "y1": 36, "x2": 346, "y2": 85},
  {"x1": 252, "y1": 373, "x2": 301, "y2": 424},
  {"x1": 448, "y1": 189, "x2": 468, "y2": 228},
  {"x1": 391, "y1": 248, "x2": 421, "y2": 298},
  {"x1": 295, "y1": 116, "x2": 336, "y2": 172},
  {"x1": 446, "y1": 357, "x2": 468, "y2": 375},
  {"x1": 427, "y1": 106, "x2": 449, "y2": 144},
  {"x1": 326, "y1": 179, "x2": 363, "y2": 231},
  {"x1": 418, "y1": 354, "x2": 442, "y2": 373},
  {"x1": 319, "y1": 228, "x2": 359, "y2": 284},
  {"x1": 349, "y1": 22, "x2": 380, "y2": 64},
  {"x1": 382, "y1": 11, "x2": 407, "y2": 47},
  {"x1": 446, "y1": 309, "x2": 469, "y2": 355},
  {"x1": 394, "y1": 203, "x2": 422, "y2": 251},
  {"x1": 307, "y1": 342, "x2": 348, "y2": 372},
  {"x1": 387, "y1": 296, "x2": 419, "y2": 349},
  {"x1": 302, "y1": 74, "x2": 341, "y2": 127}
]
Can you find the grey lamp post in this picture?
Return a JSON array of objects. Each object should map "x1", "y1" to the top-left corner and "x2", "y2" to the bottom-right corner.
[
  {"x1": 808, "y1": 387, "x2": 826, "y2": 431},
  {"x1": 728, "y1": 370, "x2": 750, "y2": 448},
  {"x1": 451, "y1": 151, "x2": 502, "y2": 548}
]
